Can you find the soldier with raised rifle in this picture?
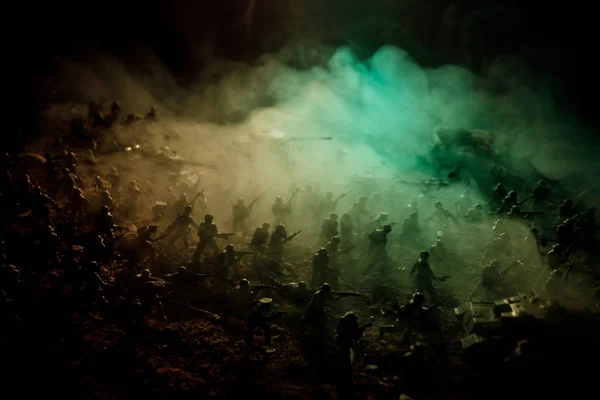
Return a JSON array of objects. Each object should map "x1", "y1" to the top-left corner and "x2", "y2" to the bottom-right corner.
[
  {"x1": 94, "y1": 205, "x2": 117, "y2": 238},
  {"x1": 233, "y1": 195, "x2": 261, "y2": 235},
  {"x1": 160, "y1": 205, "x2": 198, "y2": 249},
  {"x1": 192, "y1": 214, "x2": 234, "y2": 262},
  {"x1": 319, "y1": 191, "x2": 349, "y2": 218},
  {"x1": 498, "y1": 190, "x2": 519, "y2": 214},
  {"x1": 409, "y1": 251, "x2": 449, "y2": 302},
  {"x1": 267, "y1": 224, "x2": 301, "y2": 262},
  {"x1": 272, "y1": 190, "x2": 298, "y2": 225},
  {"x1": 250, "y1": 222, "x2": 270, "y2": 253}
]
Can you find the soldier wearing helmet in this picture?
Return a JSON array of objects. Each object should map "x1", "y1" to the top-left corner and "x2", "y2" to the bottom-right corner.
[
  {"x1": 68, "y1": 186, "x2": 92, "y2": 224},
  {"x1": 312, "y1": 248, "x2": 335, "y2": 287},
  {"x1": 364, "y1": 223, "x2": 393, "y2": 276},
  {"x1": 29, "y1": 185, "x2": 60, "y2": 223},
  {"x1": 216, "y1": 244, "x2": 252, "y2": 282},
  {"x1": 245, "y1": 297, "x2": 285, "y2": 349},
  {"x1": 340, "y1": 213, "x2": 354, "y2": 241},
  {"x1": 100, "y1": 190, "x2": 115, "y2": 212},
  {"x1": 126, "y1": 180, "x2": 141, "y2": 219},
  {"x1": 379, "y1": 292, "x2": 434, "y2": 340},
  {"x1": 325, "y1": 236, "x2": 341, "y2": 256},
  {"x1": 59, "y1": 167, "x2": 77, "y2": 196},
  {"x1": 409, "y1": 251, "x2": 448, "y2": 302},
  {"x1": 250, "y1": 222, "x2": 271, "y2": 252},
  {"x1": 192, "y1": 214, "x2": 231, "y2": 262},
  {"x1": 465, "y1": 203, "x2": 484, "y2": 223},
  {"x1": 481, "y1": 259, "x2": 503, "y2": 293},
  {"x1": 163, "y1": 204, "x2": 198, "y2": 249},
  {"x1": 304, "y1": 283, "x2": 346, "y2": 332},
  {"x1": 272, "y1": 194, "x2": 292, "y2": 225},
  {"x1": 498, "y1": 190, "x2": 519, "y2": 214},
  {"x1": 267, "y1": 224, "x2": 291, "y2": 262},
  {"x1": 94, "y1": 204, "x2": 116, "y2": 238},
  {"x1": 173, "y1": 193, "x2": 190, "y2": 216},
  {"x1": 430, "y1": 201, "x2": 459, "y2": 225},
  {"x1": 319, "y1": 213, "x2": 339, "y2": 245},
  {"x1": 546, "y1": 243, "x2": 568, "y2": 270}
]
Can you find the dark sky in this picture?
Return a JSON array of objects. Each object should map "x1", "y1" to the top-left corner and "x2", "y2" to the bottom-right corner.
[{"x1": 16, "y1": 1, "x2": 598, "y2": 135}]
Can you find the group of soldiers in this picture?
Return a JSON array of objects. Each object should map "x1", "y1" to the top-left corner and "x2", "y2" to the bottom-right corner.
[{"x1": 2, "y1": 135, "x2": 599, "y2": 395}]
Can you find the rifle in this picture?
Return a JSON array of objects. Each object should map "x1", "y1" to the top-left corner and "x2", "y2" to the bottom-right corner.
[
  {"x1": 331, "y1": 244, "x2": 360, "y2": 258},
  {"x1": 331, "y1": 291, "x2": 361, "y2": 297},
  {"x1": 288, "y1": 188, "x2": 300, "y2": 204},
  {"x1": 518, "y1": 194, "x2": 534, "y2": 205},
  {"x1": 191, "y1": 188, "x2": 206, "y2": 204},
  {"x1": 250, "y1": 284, "x2": 279, "y2": 290},
  {"x1": 248, "y1": 193, "x2": 263, "y2": 210},
  {"x1": 334, "y1": 191, "x2": 351, "y2": 205},
  {"x1": 216, "y1": 232, "x2": 236, "y2": 239},
  {"x1": 285, "y1": 230, "x2": 302, "y2": 242},
  {"x1": 563, "y1": 263, "x2": 575, "y2": 281},
  {"x1": 519, "y1": 211, "x2": 545, "y2": 217},
  {"x1": 500, "y1": 260, "x2": 523, "y2": 276}
]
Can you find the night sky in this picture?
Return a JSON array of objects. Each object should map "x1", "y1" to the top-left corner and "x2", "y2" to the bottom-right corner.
[{"x1": 16, "y1": 1, "x2": 598, "y2": 140}]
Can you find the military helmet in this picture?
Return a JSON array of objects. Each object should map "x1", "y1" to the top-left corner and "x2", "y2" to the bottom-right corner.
[
  {"x1": 330, "y1": 236, "x2": 341, "y2": 244},
  {"x1": 553, "y1": 243, "x2": 565, "y2": 252},
  {"x1": 275, "y1": 196, "x2": 283, "y2": 202},
  {"x1": 382, "y1": 224, "x2": 392, "y2": 232},
  {"x1": 237, "y1": 198, "x2": 244, "y2": 204},
  {"x1": 226, "y1": 244, "x2": 235, "y2": 252},
  {"x1": 318, "y1": 248, "x2": 328, "y2": 256},
  {"x1": 184, "y1": 205, "x2": 193, "y2": 214},
  {"x1": 297, "y1": 281, "x2": 307, "y2": 290},
  {"x1": 239, "y1": 278, "x2": 249, "y2": 286},
  {"x1": 141, "y1": 269, "x2": 151, "y2": 277},
  {"x1": 490, "y1": 260, "x2": 501, "y2": 269},
  {"x1": 434, "y1": 201, "x2": 442, "y2": 208},
  {"x1": 474, "y1": 204, "x2": 482, "y2": 210},
  {"x1": 320, "y1": 283, "x2": 332, "y2": 292},
  {"x1": 259, "y1": 297, "x2": 273, "y2": 304},
  {"x1": 204, "y1": 214, "x2": 214, "y2": 222},
  {"x1": 330, "y1": 213, "x2": 338, "y2": 219},
  {"x1": 412, "y1": 292, "x2": 426, "y2": 304},
  {"x1": 551, "y1": 269, "x2": 563, "y2": 278},
  {"x1": 178, "y1": 266, "x2": 187, "y2": 274},
  {"x1": 262, "y1": 222, "x2": 271, "y2": 229},
  {"x1": 100, "y1": 205, "x2": 109, "y2": 213},
  {"x1": 275, "y1": 224, "x2": 285, "y2": 231},
  {"x1": 509, "y1": 191, "x2": 517, "y2": 197},
  {"x1": 420, "y1": 251, "x2": 430, "y2": 259}
]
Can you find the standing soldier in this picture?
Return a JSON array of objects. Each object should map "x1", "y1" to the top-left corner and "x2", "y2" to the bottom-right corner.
[
  {"x1": 409, "y1": 251, "x2": 449, "y2": 302},
  {"x1": 319, "y1": 213, "x2": 339, "y2": 245},
  {"x1": 192, "y1": 214, "x2": 232, "y2": 262},
  {"x1": 272, "y1": 196, "x2": 291, "y2": 225},
  {"x1": 250, "y1": 222, "x2": 271, "y2": 253},
  {"x1": 311, "y1": 248, "x2": 335, "y2": 287},
  {"x1": 163, "y1": 205, "x2": 199, "y2": 249}
]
